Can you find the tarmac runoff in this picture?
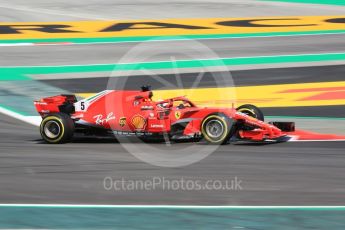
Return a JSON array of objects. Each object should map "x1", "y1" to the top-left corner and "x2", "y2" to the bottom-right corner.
[{"x1": 1, "y1": 0, "x2": 345, "y2": 23}]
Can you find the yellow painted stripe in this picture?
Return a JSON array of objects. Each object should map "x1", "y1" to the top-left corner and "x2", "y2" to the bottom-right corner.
[
  {"x1": 78, "y1": 81, "x2": 345, "y2": 108},
  {"x1": 1, "y1": 15, "x2": 345, "y2": 40}
]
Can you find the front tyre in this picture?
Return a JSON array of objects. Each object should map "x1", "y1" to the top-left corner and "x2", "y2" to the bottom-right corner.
[
  {"x1": 40, "y1": 113, "x2": 74, "y2": 144},
  {"x1": 237, "y1": 104, "x2": 264, "y2": 121},
  {"x1": 201, "y1": 114, "x2": 233, "y2": 145}
]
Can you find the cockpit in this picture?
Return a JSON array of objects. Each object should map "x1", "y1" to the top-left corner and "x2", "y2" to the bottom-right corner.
[{"x1": 156, "y1": 97, "x2": 195, "y2": 110}]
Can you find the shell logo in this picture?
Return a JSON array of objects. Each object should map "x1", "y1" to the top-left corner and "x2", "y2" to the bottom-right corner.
[{"x1": 131, "y1": 114, "x2": 146, "y2": 130}]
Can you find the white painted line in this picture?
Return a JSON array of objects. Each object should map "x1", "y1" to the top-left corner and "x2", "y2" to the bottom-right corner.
[
  {"x1": 0, "y1": 43, "x2": 73, "y2": 47},
  {"x1": 0, "y1": 106, "x2": 40, "y2": 126},
  {"x1": 0, "y1": 43, "x2": 34, "y2": 47}
]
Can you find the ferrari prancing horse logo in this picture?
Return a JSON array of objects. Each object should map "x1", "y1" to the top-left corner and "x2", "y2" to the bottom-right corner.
[{"x1": 175, "y1": 111, "x2": 181, "y2": 119}]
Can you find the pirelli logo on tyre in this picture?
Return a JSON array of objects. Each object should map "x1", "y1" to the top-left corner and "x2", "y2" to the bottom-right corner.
[{"x1": 1, "y1": 16, "x2": 345, "y2": 40}]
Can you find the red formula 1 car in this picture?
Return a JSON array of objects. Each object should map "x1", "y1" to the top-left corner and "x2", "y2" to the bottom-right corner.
[{"x1": 34, "y1": 86, "x2": 295, "y2": 144}]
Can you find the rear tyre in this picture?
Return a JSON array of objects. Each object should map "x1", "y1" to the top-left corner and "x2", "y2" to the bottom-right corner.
[
  {"x1": 201, "y1": 114, "x2": 233, "y2": 145},
  {"x1": 40, "y1": 113, "x2": 74, "y2": 144},
  {"x1": 237, "y1": 104, "x2": 264, "y2": 121}
]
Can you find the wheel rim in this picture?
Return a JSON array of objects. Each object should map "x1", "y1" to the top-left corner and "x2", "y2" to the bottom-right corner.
[
  {"x1": 205, "y1": 119, "x2": 224, "y2": 139},
  {"x1": 238, "y1": 108, "x2": 256, "y2": 118},
  {"x1": 44, "y1": 120, "x2": 61, "y2": 139}
]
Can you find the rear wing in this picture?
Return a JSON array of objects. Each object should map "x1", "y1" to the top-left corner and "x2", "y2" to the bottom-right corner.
[{"x1": 34, "y1": 94, "x2": 77, "y2": 117}]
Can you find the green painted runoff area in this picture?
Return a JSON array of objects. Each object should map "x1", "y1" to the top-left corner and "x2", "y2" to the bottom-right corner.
[{"x1": 0, "y1": 206, "x2": 344, "y2": 229}]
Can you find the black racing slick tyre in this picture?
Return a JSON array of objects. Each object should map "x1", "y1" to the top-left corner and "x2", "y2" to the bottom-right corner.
[
  {"x1": 40, "y1": 113, "x2": 74, "y2": 144},
  {"x1": 201, "y1": 114, "x2": 234, "y2": 145},
  {"x1": 237, "y1": 104, "x2": 264, "y2": 121}
]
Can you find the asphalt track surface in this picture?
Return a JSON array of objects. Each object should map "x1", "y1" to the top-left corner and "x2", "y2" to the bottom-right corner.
[
  {"x1": 1, "y1": 114, "x2": 345, "y2": 205},
  {"x1": 2, "y1": 34, "x2": 345, "y2": 66}
]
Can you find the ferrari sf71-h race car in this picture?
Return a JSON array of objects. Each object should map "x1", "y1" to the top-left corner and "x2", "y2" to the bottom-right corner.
[{"x1": 34, "y1": 86, "x2": 295, "y2": 144}]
